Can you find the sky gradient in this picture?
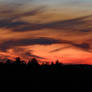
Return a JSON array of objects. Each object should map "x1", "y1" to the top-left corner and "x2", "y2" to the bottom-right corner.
[{"x1": 0, "y1": 0, "x2": 92, "y2": 64}]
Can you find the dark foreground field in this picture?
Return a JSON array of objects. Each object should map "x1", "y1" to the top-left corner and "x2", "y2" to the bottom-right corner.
[{"x1": 0, "y1": 57, "x2": 92, "y2": 89}]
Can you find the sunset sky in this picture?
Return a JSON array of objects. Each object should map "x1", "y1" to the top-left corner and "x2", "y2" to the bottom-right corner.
[{"x1": 0, "y1": 0, "x2": 92, "y2": 64}]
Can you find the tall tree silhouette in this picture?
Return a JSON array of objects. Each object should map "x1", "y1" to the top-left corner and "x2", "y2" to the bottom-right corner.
[
  {"x1": 15, "y1": 57, "x2": 21, "y2": 64},
  {"x1": 27, "y1": 58, "x2": 39, "y2": 72},
  {"x1": 31, "y1": 58, "x2": 39, "y2": 65}
]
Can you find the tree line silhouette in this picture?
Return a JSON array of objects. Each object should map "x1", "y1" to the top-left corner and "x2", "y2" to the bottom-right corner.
[
  {"x1": 0, "y1": 57, "x2": 92, "y2": 80},
  {"x1": 0, "y1": 57, "x2": 92, "y2": 72}
]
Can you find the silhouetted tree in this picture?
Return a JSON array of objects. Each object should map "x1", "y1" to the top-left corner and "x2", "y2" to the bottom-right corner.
[
  {"x1": 6, "y1": 59, "x2": 11, "y2": 64},
  {"x1": 31, "y1": 58, "x2": 38, "y2": 64},
  {"x1": 27, "y1": 58, "x2": 40, "y2": 72},
  {"x1": 51, "y1": 62, "x2": 54, "y2": 66},
  {"x1": 56, "y1": 60, "x2": 60, "y2": 65},
  {"x1": 15, "y1": 57, "x2": 21, "y2": 64}
]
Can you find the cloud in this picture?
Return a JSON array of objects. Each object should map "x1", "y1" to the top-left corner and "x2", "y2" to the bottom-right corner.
[
  {"x1": 50, "y1": 40, "x2": 91, "y2": 53},
  {"x1": 50, "y1": 46, "x2": 71, "y2": 53},
  {"x1": 0, "y1": 47, "x2": 45, "y2": 62},
  {"x1": 11, "y1": 15, "x2": 92, "y2": 33},
  {"x1": 12, "y1": 48, "x2": 45, "y2": 59},
  {"x1": 0, "y1": 34, "x2": 91, "y2": 53},
  {"x1": 0, "y1": 3, "x2": 45, "y2": 31},
  {"x1": 10, "y1": 15, "x2": 92, "y2": 32},
  {"x1": 24, "y1": 52, "x2": 45, "y2": 59},
  {"x1": 0, "y1": 37, "x2": 61, "y2": 51},
  {"x1": 0, "y1": 3, "x2": 92, "y2": 33}
]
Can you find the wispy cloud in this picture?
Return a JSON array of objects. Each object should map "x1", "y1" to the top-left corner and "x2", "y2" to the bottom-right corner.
[
  {"x1": 12, "y1": 48, "x2": 45, "y2": 59},
  {"x1": 0, "y1": 3, "x2": 45, "y2": 31},
  {"x1": 0, "y1": 3, "x2": 92, "y2": 33},
  {"x1": 50, "y1": 40, "x2": 91, "y2": 53},
  {"x1": 0, "y1": 37, "x2": 61, "y2": 51}
]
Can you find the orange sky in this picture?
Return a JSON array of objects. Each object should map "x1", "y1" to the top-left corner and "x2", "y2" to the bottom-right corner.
[{"x1": 0, "y1": 1, "x2": 92, "y2": 64}]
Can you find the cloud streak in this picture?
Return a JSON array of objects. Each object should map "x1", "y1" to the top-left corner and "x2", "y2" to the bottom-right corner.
[
  {"x1": 0, "y1": 37, "x2": 61, "y2": 51},
  {"x1": 50, "y1": 40, "x2": 91, "y2": 53},
  {"x1": 0, "y1": 3, "x2": 92, "y2": 33}
]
